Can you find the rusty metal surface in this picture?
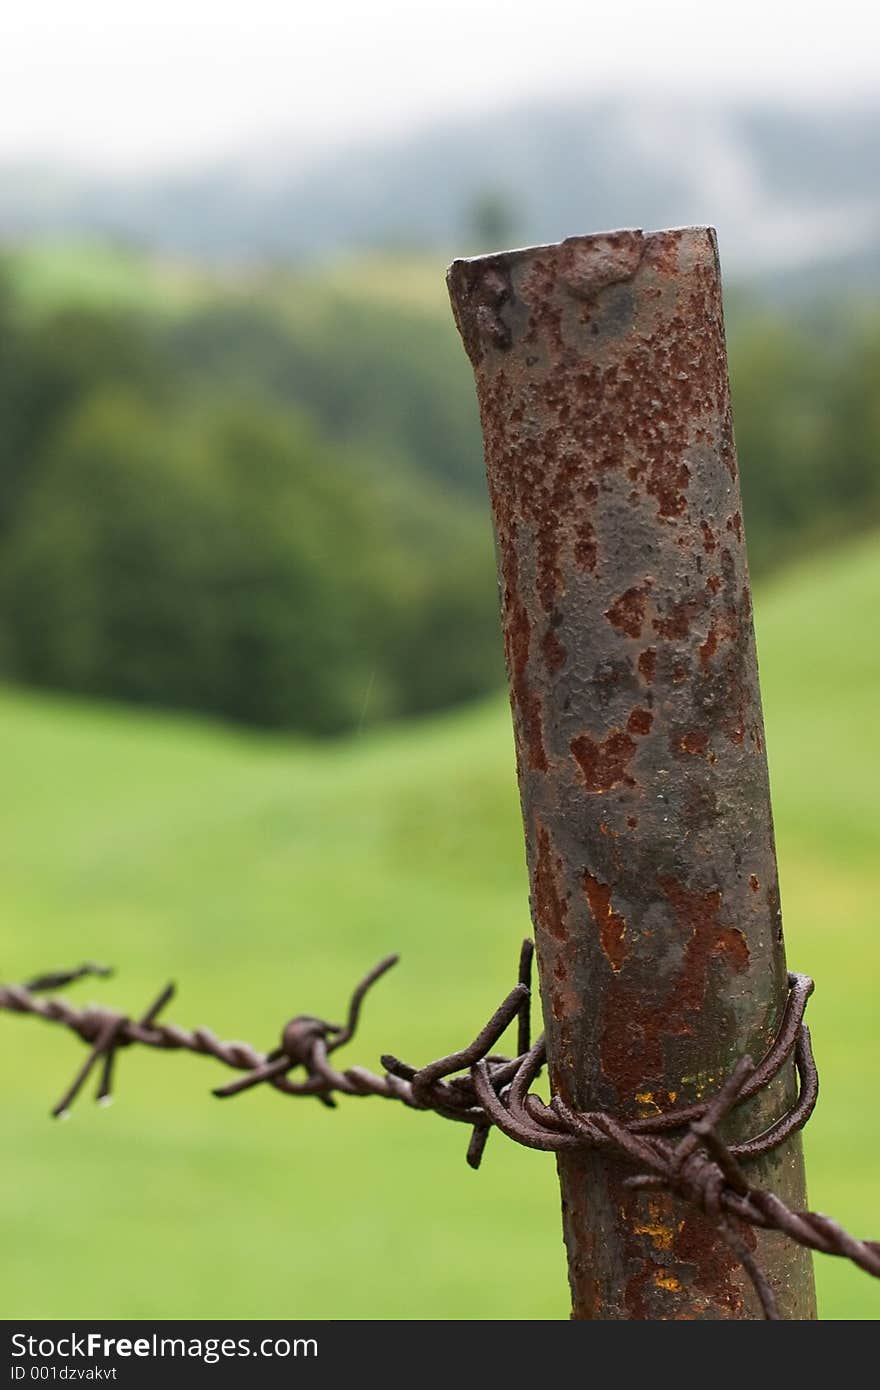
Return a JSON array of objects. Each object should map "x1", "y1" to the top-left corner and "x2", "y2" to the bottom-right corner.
[{"x1": 447, "y1": 227, "x2": 818, "y2": 1318}]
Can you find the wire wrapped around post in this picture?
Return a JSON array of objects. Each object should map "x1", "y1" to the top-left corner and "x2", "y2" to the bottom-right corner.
[{"x1": 1, "y1": 949, "x2": 878, "y2": 1320}]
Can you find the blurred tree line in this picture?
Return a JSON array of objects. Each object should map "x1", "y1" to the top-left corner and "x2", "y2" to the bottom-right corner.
[
  {"x1": 0, "y1": 266, "x2": 500, "y2": 733},
  {"x1": 0, "y1": 256, "x2": 876, "y2": 734}
]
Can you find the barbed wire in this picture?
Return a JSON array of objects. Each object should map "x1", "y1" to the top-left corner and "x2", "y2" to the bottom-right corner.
[{"x1": 2, "y1": 944, "x2": 879, "y2": 1319}]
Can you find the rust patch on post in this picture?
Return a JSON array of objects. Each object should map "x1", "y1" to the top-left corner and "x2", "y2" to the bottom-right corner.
[
  {"x1": 596, "y1": 876, "x2": 749, "y2": 1101},
  {"x1": 675, "y1": 729, "x2": 710, "y2": 756},
  {"x1": 605, "y1": 582, "x2": 652, "y2": 638},
  {"x1": 627, "y1": 708, "x2": 653, "y2": 736},
  {"x1": 502, "y1": 550, "x2": 548, "y2": 773},
  {"x1": 542, "y1": 627, "x2": 568, "y2": 673},
  {"x1": 533, "y1": 821, "x2": 569, "y2": 943},
  {"x1": 638, "y1": 647, "x2": 657, "y2": 684},
  {"x1": 448, "y1": 227, "x2": 816, "y2": 1319},
  {"x1": 571, "y1": 729, "x2": 637, "y2": 792},
  {"x1": 584, "y1": 871, "x2": 629, "y2": 972},
  {"x1": 657, "y1": 878, "x2": 750, "y2": 994}
]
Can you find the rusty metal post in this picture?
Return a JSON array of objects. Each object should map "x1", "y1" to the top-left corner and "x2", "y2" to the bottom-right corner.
[{"x1": 447, "y1": 227, "x2": 817, "y2": 1320}]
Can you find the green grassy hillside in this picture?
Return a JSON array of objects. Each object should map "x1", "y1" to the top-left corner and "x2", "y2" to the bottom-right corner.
[{"x1": 1, "y1": 536, "x2": 878, "y2": 1320}]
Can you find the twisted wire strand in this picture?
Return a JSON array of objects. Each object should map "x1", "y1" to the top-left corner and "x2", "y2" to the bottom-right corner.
[{"x1": 1, "y1": 948, "x2": 878, "y2": 1319}]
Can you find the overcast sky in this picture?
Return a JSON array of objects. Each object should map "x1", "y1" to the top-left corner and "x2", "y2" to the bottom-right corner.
[{"x1": 2, "y1": 0, "x2": 878, "y2": 173}]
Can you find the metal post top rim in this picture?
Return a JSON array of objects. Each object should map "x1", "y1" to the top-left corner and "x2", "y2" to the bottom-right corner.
[{"x1": 446, "y1": 225, "x2": 719, "y2": 278}]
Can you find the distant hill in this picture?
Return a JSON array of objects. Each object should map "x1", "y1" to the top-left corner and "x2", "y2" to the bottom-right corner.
[{"x1": 1, "y1": 95, "x2": 878, "y2": 282}]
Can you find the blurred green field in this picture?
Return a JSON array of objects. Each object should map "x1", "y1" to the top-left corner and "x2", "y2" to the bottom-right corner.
[
  {"x1": 4, "y1": 239, "x2": 452, "y2": 326},
  {"x1": 1, "y1": 535, "x2": 878, "y2": 1320}
]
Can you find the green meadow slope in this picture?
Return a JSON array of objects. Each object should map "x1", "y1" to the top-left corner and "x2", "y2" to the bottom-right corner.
[{"x1": 1, "y1": 536, "x2": 878, "y2": 1320}]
